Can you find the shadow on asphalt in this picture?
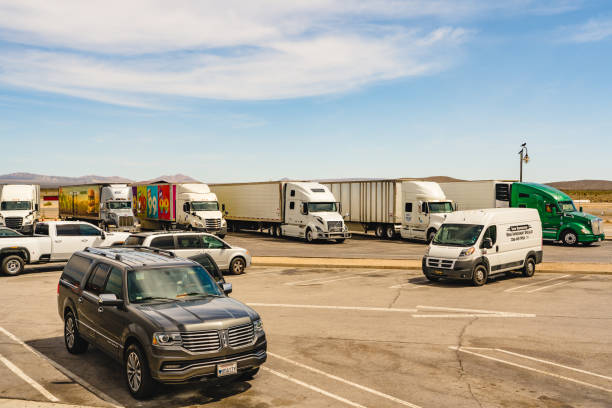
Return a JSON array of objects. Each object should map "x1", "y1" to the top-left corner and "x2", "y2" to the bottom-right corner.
[{"x1": 28, "y1": 336, "x2": 254, "y2": 408}]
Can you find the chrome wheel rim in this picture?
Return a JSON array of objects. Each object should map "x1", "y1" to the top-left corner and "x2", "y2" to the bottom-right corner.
[
  {"x1": 127, "y1": 352, "x2": 142, "y2": 392},
  {"x1": 6, "y1": 259, "x2": 20, "y2": 274},
  {"x1": 233, "y1": 260, "x2": 244, "y2": 274},
  {"x1": 565, "y1": 233, "x2": 577, "y2": 245},
  {"x1": 65, "y1": 317, "x2": 75, "y2": 348}
]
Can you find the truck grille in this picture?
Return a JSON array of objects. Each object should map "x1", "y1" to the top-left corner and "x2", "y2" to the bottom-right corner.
[
  {"x1": 228, "y1": 323, "x2": 255, "y2": 348},
  {"x1": 180, "y1": 330, "x2": 221, "y2": 353},
  {"x1": 426, "y1": 258, "x2": 455, "y2": 269},
  {"x1": 205, "y1": 218, "x2": 221, "y2": 230},
  {"x1": 5, "y1": 217, "x2": 23, "y2": 229},
  {"x1": 119, "y1": 216, "x2": 133, "y2": 227},
  {"x1": 592, "y1": 219, "x2": 602, "y2": 235},
  {"x1": 327, "y1": 221, "x2": 343, "y2": 232}
]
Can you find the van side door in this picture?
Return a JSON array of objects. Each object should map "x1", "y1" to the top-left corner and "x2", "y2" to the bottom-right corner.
[
  {"x1": 175, "y1": 234, "x2": 204, "y2": 258},
  {"x1": 481, "y1": 225, "x2": 503, "y2": 272},
  {"x1": 201, "y1": 235, "x2": 230, "y2": 269}
]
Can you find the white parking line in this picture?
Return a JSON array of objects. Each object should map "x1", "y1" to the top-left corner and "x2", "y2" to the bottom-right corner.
[
  {"x1": 504, "y1": 275, "x2": 569, "y2": 293},
  {"x1": 285, "y1": 275, "x2": 349, "y2": 285},
  {"x1": 525, "y1": 278, "x2": 576, "y2": 293},
  {"x1": 450, "y1": 346, "x2": 612, "y2": 393},
  {"x1": 0, "y1": 353, "x2": 59, "y2": 402},
  {"x1": 295, "y1": 275, "x2": 362, "y2": 286},
  {"x1": 268, "y1": 352, "x2": 423, "y2": 408},
  {"x1": 263, "y1": 367, "x2": 367, "y2": 408},
  {"x1": 247, "y1": 303, "x2": 417, "y2": 313},
  {"x1": 389, "y1": 279, "x2": 432, "y2": 289}
]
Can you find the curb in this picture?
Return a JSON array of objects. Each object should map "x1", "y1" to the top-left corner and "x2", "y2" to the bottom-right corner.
[{"x1": 251, "y1": 257, "x2": 612, "y2": 275}]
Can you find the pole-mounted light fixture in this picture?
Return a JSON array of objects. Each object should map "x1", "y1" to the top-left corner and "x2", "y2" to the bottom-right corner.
[{"x1": 518, "y1": 143, "x2": 529, "y2": 182}]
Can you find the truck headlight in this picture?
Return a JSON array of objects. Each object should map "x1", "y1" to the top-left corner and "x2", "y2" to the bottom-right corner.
[
  {"x1": 194, "y1": 221, "x2": 203, "y2": 227},
  {"x1": 580, "y1": 226, "x2": 590, "y2": 234},
  {"x1": 153, "y1": 332, "x2": 182, "y2": 346},
  {"x1": 459, "y1": 247, "x2": 475, "y2": 257},
  {"x1": 253, "y1": 319, "x2": 264, "y2": 333}
]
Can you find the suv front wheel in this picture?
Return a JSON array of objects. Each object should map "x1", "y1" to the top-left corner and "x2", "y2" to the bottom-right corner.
[{"x1": 125, "y1": 343, "x2": 155, "y2": 399}]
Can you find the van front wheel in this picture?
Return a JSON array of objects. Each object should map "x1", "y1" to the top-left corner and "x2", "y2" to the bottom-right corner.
[{"x1": 472, "y1": 264, "x2": 488, "y2": 286}]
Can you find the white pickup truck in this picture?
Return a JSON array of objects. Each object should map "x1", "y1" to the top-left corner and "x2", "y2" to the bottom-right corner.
[{"x1": 0, "y1": 221, "x2": 130, "y2": 275}]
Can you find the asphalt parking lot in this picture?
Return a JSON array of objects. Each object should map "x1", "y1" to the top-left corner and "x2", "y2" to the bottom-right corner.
[
  {"x1": 1, "y1": 265, "x2": 611, "y2": 407},
  {"x1": 224, "y1": 231, "x2": 612, "y2": 264}
]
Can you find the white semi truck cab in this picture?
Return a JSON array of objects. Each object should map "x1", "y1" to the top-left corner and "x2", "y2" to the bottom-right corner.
[
  {"x1": 99, "y1": 184, "x2": 137, "y2": 230},
  {"x1": 0, "y1": 184, "x2": 40, "y2": 230},
  {"x1": 400, "y1": 181, "x2": 454, "y2": 242},
  {"x1": 176, "y1": 184, "x2": 226, "y2": 237}
]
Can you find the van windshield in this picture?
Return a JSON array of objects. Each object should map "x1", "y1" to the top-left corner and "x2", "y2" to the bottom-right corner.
[
  {"x1": 1, "y1": 201, "x2": 31, "y2": 211},
  {"x1": 191, "y1": 201, "x2": 219, "y2": 211},
  {"x1": 108, "y1": 201, "x2": 131, "y2": 210},
  {"x1": 429, "y1": 202, "x2": 453, "y2": 213},
  {"x1": 558, "y1": 201, "x2": 576, "y2": 212},
  {"x1": 308, "y1": 202, "x2": 337, "y2": 212},
  {"x1": 433, "y1": 224, "x2": 484, "y2": 247}
]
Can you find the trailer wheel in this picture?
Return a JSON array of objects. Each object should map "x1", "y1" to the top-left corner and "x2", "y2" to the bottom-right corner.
[
  {"x1": 385, "y1": 225, "x2": 395, "y2": 239},
  {"x1": 2, "y1": 255, "x2": 24, "y2": 276},
  {"x1": 375, "y1": 225, "x2": 384, "y2": 238}
]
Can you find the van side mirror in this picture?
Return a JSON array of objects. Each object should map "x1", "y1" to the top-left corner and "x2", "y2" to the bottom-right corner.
[
  {"x1": 483, "y1": 238, "x2": 493, "y2": 249},
  {"x1": 222, "y1": 283, "x2": 233, "y2": 295},
  {"x1": 99, "y1": 293, "x2": 123, "y2": 307}
]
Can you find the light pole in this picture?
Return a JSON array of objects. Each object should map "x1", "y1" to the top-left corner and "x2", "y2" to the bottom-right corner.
[{"x1": 518, "y1": 143, "x2": 529, "y2": 182}]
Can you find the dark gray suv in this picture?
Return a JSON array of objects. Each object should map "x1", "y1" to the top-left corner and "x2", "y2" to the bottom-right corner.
[{"x1": 57, "y1": 246, "x2": 266, "y2": 399}]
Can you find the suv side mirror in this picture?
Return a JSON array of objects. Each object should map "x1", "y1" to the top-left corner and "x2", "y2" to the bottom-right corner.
[
  {"x1": 99, "y1": 293, "x2": 123, "y2": 307},
  {"x1": 222, "y1": 283, "x2": 233, "y2": 295},
  {"x1": 483, "y1": 238, "x2": 493, "y2": 249}
]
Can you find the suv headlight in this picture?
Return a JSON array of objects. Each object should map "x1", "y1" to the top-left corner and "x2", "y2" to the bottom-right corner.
[
  {"x1": 253, "y1": 319, "x2": 264, "y2": 333},
  {"x1": 459, "y1": 247, "x2": 475, "y2": 257},
  {"x1": 153, "y1": 332, "x2": 182, "y2": 346}
]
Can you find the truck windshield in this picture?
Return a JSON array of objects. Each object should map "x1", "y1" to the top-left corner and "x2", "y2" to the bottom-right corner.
[
  {"x1": 128, "y1": 265, "x2": 223, "y2": 303},
  {"x1": 558, "y1": 201, "x2": 576, "y2": 212},
  {"x1": 429, "y1": 202, "x2": 453, "y2": 213},
  {"x1": 1, "y1": 201, "x2": 31, "y2": 211},
  {"x1": 191, "y1": 201, "x2": 219, "y2": 211},
  {"x1": 433, "y1": 224, "x2": 484, "y2": 247},
  {"x1": 308, "y1": 202, "x2": 337, "y2": 212},
  {"x1": 108, "y1": 201, "x2": 131, "y2": 210}
]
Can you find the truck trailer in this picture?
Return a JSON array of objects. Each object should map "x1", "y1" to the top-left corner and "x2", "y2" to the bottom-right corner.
[
  {"x1": 133, "y1": 183, "x2": 226, "y2": 237},
  {"x1": 59, "y1": 184, "x2": 137, "y2": 230},
  {"x1": 0, "y1": 184, "x2": 40, "y2": 231},
  {"x1": 439, "y1": 181, "x2": 605, "y2": 245},
  {"x1": 210, "y1": 181, "x2": 350, "y2": 243},
  {"x1": 323, "y1": 179, "x2": 453, "y2": 242}
]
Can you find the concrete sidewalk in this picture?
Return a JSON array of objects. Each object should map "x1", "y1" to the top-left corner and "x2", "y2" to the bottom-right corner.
[
  {"x1": 0, "y1": 400, "x2": 102, "y2": 408},
  {"x1": 251, "y1": 256, "x2": 612, "y2": 274}
]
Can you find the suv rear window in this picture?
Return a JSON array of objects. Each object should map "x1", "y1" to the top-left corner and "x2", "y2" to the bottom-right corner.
[
  {"x1": 62, "y1": 255, "x2": 93, "y2": 286},
  {"x1": 125, "y1": 236, "x2": 145, "y2": 246},
  {"x1": 150, "y1": 236, "x2": 175, "y2": 249}
]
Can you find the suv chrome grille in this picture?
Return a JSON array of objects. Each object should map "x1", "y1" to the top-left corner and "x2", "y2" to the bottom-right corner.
[
  {"x1": 327, "y1": 221, "x2": 343, "y2": 232},
  {"x1": 205, "y1": 218, "x2": 221, "y2": 229},
  {"x1": 5, "y1": 217, "x2": 23, "y2": 229},
  {"x1": 228, "y1": 323, "x2": 254, "y2": 348},
  {"x1": 180, "y1": 330, "x2": 221, "y2": 353},
  {"x1": 119, "y1": 216, "x2": 133, "y2": 227},
  {"x1": 426, "y1": 257, "x2": 455, "y2": 269}
]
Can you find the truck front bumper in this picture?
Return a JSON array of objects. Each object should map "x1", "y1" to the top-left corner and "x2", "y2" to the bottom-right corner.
[
  {"x1": 315, "y1": 231, "x2": 351, "y2": 240},
  {"x1": 579, "y1": 233, "x2": 605, "y2": 243}
]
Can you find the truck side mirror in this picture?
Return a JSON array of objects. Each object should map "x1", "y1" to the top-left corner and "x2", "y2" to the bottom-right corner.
[
  {"x1": 183, "y1": 203, "x2": 189, "y2": 212},
  {"x1": 302, "y1": 203, "x2": 308, "y2": 215},
  {"x1": 579, "y1": 206, "x2": 583, "y2": 212},
  {"x1": 483, "y1": 238, "x2": 493, "y2": 249},
  {"x1": 421, "y1": 203, "x2": 428, "y2": 214},
  {"x1": 35, "y1": 204, "x2": 39, "y2": 211}
]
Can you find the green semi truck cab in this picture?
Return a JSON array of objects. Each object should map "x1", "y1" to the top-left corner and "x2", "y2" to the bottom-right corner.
[{"x1": 511, "y1": 183, "x2": 605, "y2": 245}]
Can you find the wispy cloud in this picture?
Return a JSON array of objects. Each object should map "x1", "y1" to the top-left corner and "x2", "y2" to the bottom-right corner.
[{"x1": 561, "y1": 17, "x2": 612, "y2": 43}]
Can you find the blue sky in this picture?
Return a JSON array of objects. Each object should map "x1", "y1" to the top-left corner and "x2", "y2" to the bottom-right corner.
[{"x1": 0, "y1": 0, "x2": 611, "y2": 183}]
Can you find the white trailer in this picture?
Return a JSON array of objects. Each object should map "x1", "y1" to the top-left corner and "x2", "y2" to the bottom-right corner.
[
  {"x1": 0, "y1": 184, "x2": 40, "y2": 230},
  {"x1": 400, "y1": 181, "x2": 454, "y2": 242},
  {"x1": 439, "y1": 181, "x2": 513, "y2": 211},
  {"x1": 210, "y1": 181, "x2": 350, "y2": 243}
]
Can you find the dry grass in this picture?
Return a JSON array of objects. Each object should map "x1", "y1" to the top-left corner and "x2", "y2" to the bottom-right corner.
[{"x1": 561, "y1": 190, "x2": 612, "y2": 202}]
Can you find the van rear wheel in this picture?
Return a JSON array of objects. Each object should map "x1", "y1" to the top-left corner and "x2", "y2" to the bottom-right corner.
[
  {"x1": 472, "y1": 264, "x2": 488, "y2": 286},
  {"x1": 522, "y1": 257, "x2": 535, "y2": 277}
]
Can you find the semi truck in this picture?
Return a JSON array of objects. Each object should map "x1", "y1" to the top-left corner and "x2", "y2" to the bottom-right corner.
[
  {"x1": 440, "y1": 181, "x2": 605, "y2": 245},
  {"x1": 133, "y1": 183, "x2": 226, "y2": 237},
  {"x1": 59, "y1": 184, "x2": 137, "y2": 231},
  {"x1": 210, "y1": 181, "x2": 350, "y2": 243},
  {"x1": 0, "y1": 184, "x2": 40, "y2": 230},
  {"x1": 323, "y1": 179, "x2": 453, "y2": 242}
]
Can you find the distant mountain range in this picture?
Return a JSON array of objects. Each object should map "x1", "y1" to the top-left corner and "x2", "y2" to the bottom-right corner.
[
  {"x1": 545, "y1": 180, "x2": 612, "y2": 191},
  {"x1": 0, "y1": 172, "x2": 200, "y2": 187}
]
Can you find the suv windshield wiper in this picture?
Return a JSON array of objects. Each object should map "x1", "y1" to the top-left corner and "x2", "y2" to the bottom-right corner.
[
  {"x1": 177, "y1": 292, "x2": 221, "y2": 298},
  {"x1": 132, "y1": 296, "x2": 178, "y2": 303}
]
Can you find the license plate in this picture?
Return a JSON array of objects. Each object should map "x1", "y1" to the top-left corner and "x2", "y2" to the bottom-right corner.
[
  {"x1": 217, "y1": 362, "x2": 237, "y2": 377},
  {"x1": 433, "y1": 270, "x2": 443, "y2": 275}
]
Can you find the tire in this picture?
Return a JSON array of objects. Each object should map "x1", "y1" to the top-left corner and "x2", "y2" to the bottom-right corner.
[
  {"x1": 472, "y1": 264, "x2": 488, "y2": 287},
  {"x1": 2, "y1": 255, "x2": 24, "y2": 276},
  {"x1": 424, "y1": 274, "x2": 440, "y2": 282},
  {"x1": 375, "y1": 225, "x2": 384, "y2": 238},
  {"x1": 427, "y1": 229, "x2": 437, "y2": 243},
  {"x1": 561, "y1": 230, "x2": 578, "y2": 246},
  {"x1": 64, "y1": 311, "x2": 88, "y2": 354},
  {"x1": 275, "y1": 224, "x2": 282, "y2": 238},
  {"x1": 230, "y1": 257, "x2": 246, "y2": 275},
  {"x1": 239, "y1": 367, "x2": 260, "y2": 381},
  {"x1": 305, "y1": 228, "x2": 315, "y2": 243},
  {"x1": 522, "y1": 257, "x2": 536, "y2": 277},
  {"x1": 124, "y1": 343, "x2": 155, "y2": 399},
  {"x1": 336, "y1": 238, "x2": 346, "y2": 243},
  {"x1": 385, "y1": 225, "x2": 395, "y2": 239},
  {"x1": 217, "y1": 234, "x2": 226, "y2": 239}
]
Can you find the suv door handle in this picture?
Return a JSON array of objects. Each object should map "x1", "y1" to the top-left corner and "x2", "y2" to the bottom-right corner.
[
  {"x1": 54, "y1": 240, "x2": 62, "y2": 243},
  {"x1": 77, "y1": 297, "x2": 83, "y2": 303},
  {"x1": 81, "y1": 239, "x2": 88, "y2": 242}
]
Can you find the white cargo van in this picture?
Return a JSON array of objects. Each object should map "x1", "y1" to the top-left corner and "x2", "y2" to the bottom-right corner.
[{"x1": 422, "y1": 208, "x2": 542, "y2": 286}]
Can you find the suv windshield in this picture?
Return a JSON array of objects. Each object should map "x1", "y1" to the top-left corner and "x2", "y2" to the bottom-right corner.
[
  {"x1": 433, "y1": 224, "x2": 484, "y2": 247},
  {"x1": 108, "y1": 201, "x2": 131, "y2": 210},
  {"x1": 127, "y1": 265, "x2": 222, "y2": 303},
  {"x1": 191, "y1": 201, "x2": 219, "y2": 211},
  {"x1": 558, "y1": 201, "x2": 576, "y2": 212},
  {"x1": 429, "y1": 202, "x2": 453, "y2": 213},
  {"x1": 1, "y1": 201, "x2": 31, "y2": 211},
  {"x1": 308, "y1": 202, "x2": 337, "y2": 212}
]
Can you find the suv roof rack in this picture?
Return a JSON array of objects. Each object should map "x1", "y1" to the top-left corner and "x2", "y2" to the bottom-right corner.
[
  {"x1": 84, "y1": 247, "x2": 124, "y2": 261},
  {"x1": 122, "y1": 245, "x2": 176, "y2": 258}
]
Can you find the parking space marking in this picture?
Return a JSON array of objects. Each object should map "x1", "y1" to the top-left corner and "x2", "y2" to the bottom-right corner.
[
  {"x1": 525, "y1": 278, "x2": 577, "y2": 293},
  {"x1": 413, "y1": 305, "x2": 535, "y2": 318},
  {"x1": 268, "y1": 352, "x2": 423, "y2": 408},
  {"x1": 450, "y1": 346, "x2": 612, "y2": 393},
  {"x1": 293, "y1": 275, "x2": 362, "y2": 286},
  {"x1": 247, "y1": 303, "x2": 417, "y2": 313},
  {"x1": 389, "y1": 278, "x2": 432, "y2": 289},
  {"x1": 0, "y1": 353, "x2": 59, "y2": 402},
  {"x1": 504, "y1": 275, "x2": 569, "y2": 293},
  {"x1": 262, "y1": 367, "x2": 367, "y2": 408}
]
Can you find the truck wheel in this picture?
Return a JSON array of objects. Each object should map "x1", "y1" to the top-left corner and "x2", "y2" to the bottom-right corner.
[
  {"x1": 2, "y1": 255, "x2": 24, "y2": 276},
  {"x1": 230, "y1": 257, "x2": 246, "y2": 275},
  {"x1": 561, "y1": 230, "x2": 578, "y2": 246},
  {"x1": 64, "y1": 311, "x2": 88, "y2": 354},
  {"x1": 522, "y1": 257, "x2": 536, "y2": 277},
  {"x1": 275, "y1": 224, "x2": 282, "y2": 238},
  {"x1": 125, "y1": 343, "x2": 155, "y2": 399},
  {"x1": 375, "y1": 225, "x2": 384, "y2": 238},
  {"x1": 335, "y1": 238, "x2": 346, "y2": 243},
  {"x1": 472, "y1": 264, "x2": 488, "y2": 286},
  {"x1": 305, "y1": 228, "x2": 315, "y2": 243},
  {"x1": 427, "y1": 229, "x2": 437, "y2": 243},
  {"x1": 385, "y1": 225, "x2": 395, "y2": 239}
]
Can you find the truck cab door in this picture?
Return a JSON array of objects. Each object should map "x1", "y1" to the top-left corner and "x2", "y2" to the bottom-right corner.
[
  {"x1": 52, "y1": 224, "x2": 87, "y2": 260},
  {"x1": 283, "y1": 198, "x2": 300, "y2": 237},
  {"x1": 541, "y1": 203, "x2": 561, "y2": 239}
]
